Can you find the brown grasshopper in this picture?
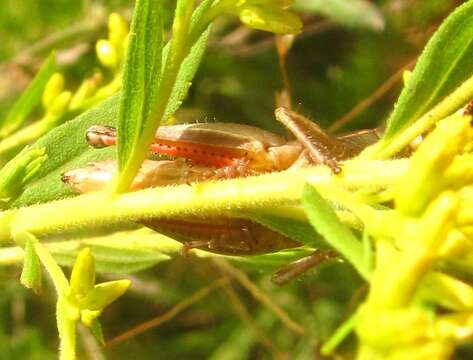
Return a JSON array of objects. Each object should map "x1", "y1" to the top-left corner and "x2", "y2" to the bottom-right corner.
[
  {"x1": 63, "y1": 107, "x2": 381, "y2": 191},
  {"x1": 62, "y1": 108, "x2": 380, "y2": 282}
]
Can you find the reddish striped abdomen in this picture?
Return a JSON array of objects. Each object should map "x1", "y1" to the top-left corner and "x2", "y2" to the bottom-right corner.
[{"x1": 149, "y1": 139, "x2": 250, "y2": 167}]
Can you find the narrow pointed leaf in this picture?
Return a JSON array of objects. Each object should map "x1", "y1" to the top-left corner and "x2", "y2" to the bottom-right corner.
[
  {"x1": 116, "y1": 0, "x2": 164, "y2": 192},
  {"x1": 383, "y1": 1, "x2": 473, "y2": 140},
  {"x1": 13, "y1": 1, "x2": 213, "y2": 204},
  {"x1": 117, "y1": 0, "x2": 163, "y2": 180},
  {"x1": 302, "y1": 184, "x2": 369, "y2": 280},
  {"x1": 163, "y1": 26, "x2": 210, "y2": 120},
  {"x1": 116, "y1": 0, "x2": 212, "y2": 192},
  {"x1": 20, "y1": 235, "x2": 43, "y2": 295},
  {"x1": 0, "y1": 52, "x2": 56, "y2": 138},
  {"x1": 12, "y1": 94, "x2": 120, "y2": 207},
  {"x1": 86, "y1": 317, "x2": 105, "y2": 345},
  {"x1": 142, "y1": 3, "x2": 164, "y2": 123},
  {"x1": 158, "y1": 0, "x2": 213, "y2": 121}
]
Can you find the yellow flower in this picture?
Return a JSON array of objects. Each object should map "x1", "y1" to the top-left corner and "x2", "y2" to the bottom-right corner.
[{"x1": 239, "y1": 5, "x2": 302, "y2": 34}]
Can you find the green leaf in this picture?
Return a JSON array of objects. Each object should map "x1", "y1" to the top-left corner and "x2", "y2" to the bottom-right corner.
[
  {"x1": 50, "y1": 243, "x2": 170, "y2": 274},
  {"x1": 163, "y1": 26, "x2": 210, "y2": 120},
  {"x1": 239, "y1": 5, "x2": 302, "y2": 35},
  {"x1": 116, "y1": 0, "x2": 211, "y2": 192},
  {"x1": 117, "y1": 0, "x2": 164, "y2": 191},
  {"x1": 13, "y1": 1, "x2": 213, "y2": 203},
  {"x1": 383, "y1": 1, "x2": 473, "y2": 140},
  {"x1": 301, "y1": 183, "x2": 369, "y2": 280},
  {"x1": 12, "y1": 94, "x2": 120, "y2": 207},
  {"x1": 293, "y1": 0, "x2": 384, "y2": 31},
  {"x1": 161, "y1": 0, "x2": 213, "y2": 120},
  {"x1": 86, "y1": 317, "x2": 105, "y2": 346},
  {"x1": 321, "y1": 312, "x2": 358, "y2": 355},
  {"x1": 0, "y1": 146, "x2": 47, "y2": 208},
  {"x1": 163, "y1": 0, "x2": 213, "y2": 120},
  {"x1": 0, "y1": 52, "x2": 56, "y2": 138},
  {"x1": 20, "y1": 235, "x2": 42, "y2": 295}
]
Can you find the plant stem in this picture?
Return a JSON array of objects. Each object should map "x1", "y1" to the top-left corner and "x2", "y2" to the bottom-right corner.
[
  {"x1": 32, "y1": 238, "x2": 69, "y2": 295},
  {"x1": 32, "y1": 237, "x2": 76, "y2": 359},
  {"x1": 57, "y1": 298, "x2": 77, "y2": 360},
  {"x1": 3, "y1": 160, "x2": 408, "y2": 242},
  {"x1": 321, "y1": 312, "x2": 359, "y2": 355}
]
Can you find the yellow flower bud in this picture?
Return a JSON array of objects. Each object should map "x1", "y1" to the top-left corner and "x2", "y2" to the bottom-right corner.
[
  {"x1": 108, "y1": 12, "x2": 129, "y2": 48},
  {"x1": 395, "y1": 113, "x2": 472, "y2": 217},
  {"x1": 82, "y1": 280, "x2": 131, "y2": 311},
  {"x1": 42, "y1": 73, "x2": 65, "y2": 110},
  {"x1": 48, "y1": 91, "x2": 72, "y2": 116},
  {"x1": 70, "y1": 248, "x2": 96, "y2": 300},
  {"x1": 69, "y1": 73, "x2": 102, "y2": 110},
  {"x1": 80, "y1": 309, "x2": 102, "y2": 327},
  {"x1": 239, "y1": 5, "x2": 302, "y2": 34},
  {"x1": 418, "y1": 272, "x2": 473, "y2": 311},
  {"x1": 96, "y1": 39, "x2": 119, "y2": 69}
]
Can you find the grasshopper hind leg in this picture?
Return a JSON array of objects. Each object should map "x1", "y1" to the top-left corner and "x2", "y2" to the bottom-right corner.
[
  {"x1": 272, "y1": 250, "x2": 338, "y2": 285},
  {"x1": 275, "y1": 107, "x2": 347, "y2": 173}
]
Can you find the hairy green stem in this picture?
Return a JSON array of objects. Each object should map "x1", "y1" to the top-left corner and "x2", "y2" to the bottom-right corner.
[
  {"x1": 57, "y1": 298, "x2": 77, "y2": 360},
  {"x1": 32, "y1": 239, "x2": 69, "y2": 297},
  {"x1": 2, "y1": 160, "x2": 408, "y2": 242},
  {"x1": 32, "y1": 238, "x2": 75, "y2": 359}
]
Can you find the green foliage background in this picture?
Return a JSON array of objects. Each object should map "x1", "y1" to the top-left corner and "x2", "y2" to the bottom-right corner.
[{"x1": 0, "y1": 0, "x2": 470, "y2": 359}]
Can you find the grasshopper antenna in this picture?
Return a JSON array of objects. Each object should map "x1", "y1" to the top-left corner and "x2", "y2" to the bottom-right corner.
[{"x1": 275, "y1": 35, "x2": 295, "y2": 110}]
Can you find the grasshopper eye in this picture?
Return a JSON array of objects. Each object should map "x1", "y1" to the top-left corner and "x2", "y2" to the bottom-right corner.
[{"x1": 86, "y1": 125, "x2": 117, "y2": 148}]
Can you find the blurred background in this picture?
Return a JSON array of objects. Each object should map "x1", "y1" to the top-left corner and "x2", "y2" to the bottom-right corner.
[{"x1": 0, "y1": 1, "x2": 467, "y2": 359}]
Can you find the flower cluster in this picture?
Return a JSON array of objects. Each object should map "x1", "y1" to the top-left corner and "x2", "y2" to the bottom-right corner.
[
  {"x1": 357, "y1": 107, "x2": 473, "y2": 359},
  {"x1": 42, "y1": 13, "x2": 128, "y2": 119},
  {"x1": 63, "y1": 247, "x2": 130, "y2": 344}
]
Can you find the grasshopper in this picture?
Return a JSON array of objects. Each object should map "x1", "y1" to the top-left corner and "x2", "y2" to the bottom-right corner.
[
  {"x1": 63, "y1": 107, "x2": 381, "y2": 192},
  {"x1": 62, "y1": 108, "x2": 380, "y2": 282}
]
